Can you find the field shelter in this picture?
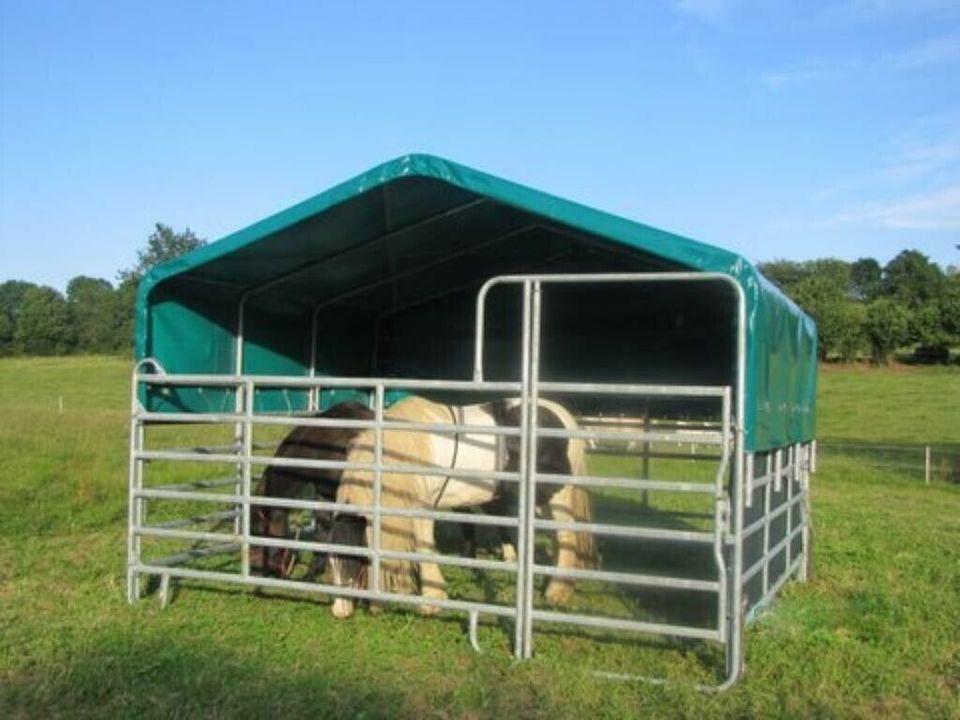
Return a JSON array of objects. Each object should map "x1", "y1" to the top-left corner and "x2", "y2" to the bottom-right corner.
[{"x1": 128, "y1": 154, "x2": 818, "y2": 688}]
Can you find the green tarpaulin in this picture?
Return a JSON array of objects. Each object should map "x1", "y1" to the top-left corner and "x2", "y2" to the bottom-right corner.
[{"x1": 136, "y1": 154, "x2": 817, "y2": 451}]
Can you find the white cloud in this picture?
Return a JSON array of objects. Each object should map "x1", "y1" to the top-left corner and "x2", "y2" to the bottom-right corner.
[
  {"x1": 830, "y1": 185, "x2": 960, "y2": 229},
  {"x1": 761, "y1": 66, "x2": 827, "y2": 89},
  {"x1": 884, "y1": 36, "x2": 960, "y2": 69},
  {"x1": 883, "y1": 139, "x2": 960, "y2": 179},
  {"x1": 671, "y1": 0, "x2": 729, "y2": 21}
]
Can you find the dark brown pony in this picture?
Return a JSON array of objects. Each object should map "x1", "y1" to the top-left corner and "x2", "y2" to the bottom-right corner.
[{"x1": 250, "y1": 401, "x2": 374, "y2": 578}]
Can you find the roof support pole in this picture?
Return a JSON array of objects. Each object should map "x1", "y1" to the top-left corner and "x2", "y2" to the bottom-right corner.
[
  {"x1": 234, "y1": 197, "x2": 488, "y2": 378},
  {"x1": 306, "y1": 222, "x2": 544, "y2": 382}
]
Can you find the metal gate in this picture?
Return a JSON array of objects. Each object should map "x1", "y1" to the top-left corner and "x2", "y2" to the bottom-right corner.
[{"x1": 127, "y1": 272, "x2": 813, "y2": 689}]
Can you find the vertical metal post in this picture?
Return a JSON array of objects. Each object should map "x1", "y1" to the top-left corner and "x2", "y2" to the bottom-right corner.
[
  {"x1": 786, "y1": 445, "x2": 795, "y2": 571},
  {"x1": 925, "y1": 446, "x2": 931, "y2": 485},
  {"x1": 762, "y1": 453, "x2": 771, "y2": 596},
  {"x1": 798, "y1": 442, "x2": 811, "y2": 582},
  {"x1": 522, "y1": 281, "x2": 543, "y2": 659},
  {"x1": 713, "y1": 389, "x2": 731, "y2": 642},
  {"x1": 372, "y1": 384, "x2": 385, "y2": 592},
  {"x1": 308, "y1": 306, "x2": 321, "y2": 411},
  {"x1": 512, "y1": 282, "x2": 533, "y2": 659},
  {"x1": 127, "y1": 369, "x2": 143, "y2": 604},
  {"x1": 240, "y1": 379, "x2": 254, "y2": 579},
  {"x1": 234, "y1": 298, "x2": 248, "y2": 535},
  {"x1": 641, "y1": 403, "x2": 651, "y2": 509},
  {"x1": 744, "y1": 453, "x2": 754, "y2": 509},
  {"x1": 773, "y1": 448, "x2": 783, "y2": 493},
  {"x1": 723, "y1": 278, "x2": 748, "y2": 688}
]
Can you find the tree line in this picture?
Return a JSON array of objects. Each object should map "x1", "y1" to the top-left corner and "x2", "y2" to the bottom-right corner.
[
  {"x1": 0, "y1": 224, "x2": 205, "y2": 357},
  {"x1": 759, "y1": 250, "x2": 959, "y2": 363},
  {"x1": 1, "y1": 226, "x2": 955, "y2": 364}
]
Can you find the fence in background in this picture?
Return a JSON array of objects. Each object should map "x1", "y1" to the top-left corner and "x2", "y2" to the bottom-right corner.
[{"x1": 817, "y1": 441, "x2": 959, "y2": 484}]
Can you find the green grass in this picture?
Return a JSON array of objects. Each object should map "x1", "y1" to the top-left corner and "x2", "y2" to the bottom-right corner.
[
  {"x1": 817, "y1": 364, "x2": 960, "y2": 446},
  {"x1": 2, "y1": 356, "x2": 959, "y2": 718}
]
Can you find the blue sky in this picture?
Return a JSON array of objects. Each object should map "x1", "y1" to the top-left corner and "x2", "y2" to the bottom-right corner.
[{"x1": 1, "y1": 0, "x2": 958, "y2": 291}]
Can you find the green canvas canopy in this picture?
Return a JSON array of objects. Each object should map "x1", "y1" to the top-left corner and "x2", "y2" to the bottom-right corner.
[{"x1": 136, "y1": 154, "x2": 817, "y2": 451}]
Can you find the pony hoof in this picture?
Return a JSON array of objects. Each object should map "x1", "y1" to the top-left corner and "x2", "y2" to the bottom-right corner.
[
  {"x1": 419, "y1": 603, "x2": 443, "y2": 616},
  {"x1": 331, "y1": 598, "x2": 355, "y2": 619},
  {"x1": 368, "y1": 602, "x2": 383, "y2": 616},
  {"x1": 544, "y1": 582, "x2": 574, "y2": 606}
]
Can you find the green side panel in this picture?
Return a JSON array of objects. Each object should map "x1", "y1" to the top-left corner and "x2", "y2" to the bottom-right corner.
[
  {"x1": 136, "y1": 154, "x2": 818, "y2": 452},
  {"x1": 141, "y1": 284, "x2": 237, "y2": 413}
]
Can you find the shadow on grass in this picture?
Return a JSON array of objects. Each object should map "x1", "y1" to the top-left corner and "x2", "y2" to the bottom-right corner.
[{"x1": 1, "y1": 626, "x2": 408, "y2": 719}]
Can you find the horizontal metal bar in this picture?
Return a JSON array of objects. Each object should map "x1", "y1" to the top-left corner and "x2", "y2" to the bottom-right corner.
[
  {"x1": 740, "y1": 556, "x2": 765, "y2": 585},
  {"x1": 138, "y1": 450, "x2": 245, "y2": 464},
  {"x1": 135, "y1": 526, "x2": 374, "y2": 558},
  {"x1": 138, "y1": 487, "x2": 247, "y2": 504},
  {"x1": 585, "y1": 447, "x2": 722, "y2": 462},
  {"x1": 537, "y1": 426, "x2": 724, "y2": 445},
  {"x1": 252, "y1": 415, "x2": 524, "y2": 437},
  {"x1": 383, "y1": 507, "x2": 519, "y2": 528},
  {"x1": 381, "y1": 550, "x2": 517, "y2": 573},
  {"x1": 751, "y1": 465, "x2": 798, "y2": 491},
  {"x1": 148, "y1": 542, "x2": 240, "y2": 567},
  {"x1": 534, "y1": 518, "x2": 715, "y2": 544},
  {"x1": 538, "y1": 380, "x2": 729, "y2": 398},
  {"x1": 145, "y1": 476, "x2": 243, "y2": 492},
  {"x1": 137, "y1": 412, "x2": 243, "y2": 425},
  {"x1": 136, "y1": 371, "x2": 729, "y2": 401},
  {"x1": 137, "y1": 373, "x2": 521, "y2": 393},
  {"x1": 136, "y1": 450, "x2": 523, "y2": 484},
  {"x1": 137, "y1": 412, "x2": 524, "y2": 438},
  {"x1": 134, "y1": 564, "x2": 518, "y2": 618},
  {"x1": 580, "y1": 416, "x2": 721, "y2": 430},
  {"x1": 536, "y1": 471, "x2": 716, "y2": 494},
  {"x1": 531, "y1": 608, "x2": 722, "y2": 642},
  {"x1": 136, "y1": 489, "x2": 520, "y2": 529},
  {"x1": 532, "y1": 564, "x2": 719, "y2": 592},
  {"x1": 139, "y1": 489, "x2": 382, "y2": 516},
  {"x1": 151, "y1": 509, "x2": 239, "y2": 530}
]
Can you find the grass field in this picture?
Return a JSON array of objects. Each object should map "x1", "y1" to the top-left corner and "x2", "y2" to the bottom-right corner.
[{"x1": 1, "y1": 357, "x2": 958, "y2": 719}]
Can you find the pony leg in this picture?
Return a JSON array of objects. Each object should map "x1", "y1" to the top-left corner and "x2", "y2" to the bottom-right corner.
[
  {"x1": 413, "y1": 517, "x2": 448, "y2": 615},
  {"x1": 544, "y1": 485, "x2": 582, "y2": 605}
]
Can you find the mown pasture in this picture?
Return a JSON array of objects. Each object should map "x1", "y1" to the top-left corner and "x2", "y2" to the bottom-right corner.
[{"x1": 1, "y1": 357, "x2": 958, "y2": 719}]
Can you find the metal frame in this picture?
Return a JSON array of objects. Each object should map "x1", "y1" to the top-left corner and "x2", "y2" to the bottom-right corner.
[{"x1": 127, "y1": 271, "x2": 814, "y2": 690}]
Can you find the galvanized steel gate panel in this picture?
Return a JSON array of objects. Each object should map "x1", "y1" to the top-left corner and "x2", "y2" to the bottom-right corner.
[{"x1": 127, "y1": 272, "x2": 813, "y2": 689}]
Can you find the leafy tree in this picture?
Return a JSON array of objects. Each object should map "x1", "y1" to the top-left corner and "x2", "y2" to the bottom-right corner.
[
  {"x1": 790, "y1": 270, "x2": 861, "y2": 360},
  {"x1": 911, "y1": 303, "x2": 947, "y2": 348},
  {"x1": 112, "y1": 277, "x2": 139, "y2": 354},
  {"x1": 14, "y1": 286, "x2": 72, "y2": 355},
  {"x1": 119, "y1": 223, "x2": 206, "y2": 283},
  {"x1": 865, "y1": 299, "x2": 911, "y2": 364},
  {"x1": 66, "y1": 276, "x2": 116, "y2": 353},
  {"x1": 757, "y1": 260, "x2": 808, "y2": 294},
  {"x1": 112, "y1": 223, "x2": 207, "y2": 352},
  {"x1": 850, "y1": 258, "x2": 882, "y2": 302},
  {"x1": 882, "y1": 250, "x2": 944, "y2": 309},
  {"x1": 0, "y1": 280, "x2": 37, "y2": 355},
  {"x1": 940, "y1": 275, "x2": 960, "y2": 340},
  {"x1": 835, "y1": 302, "x2": 867, "y2": 362}
]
